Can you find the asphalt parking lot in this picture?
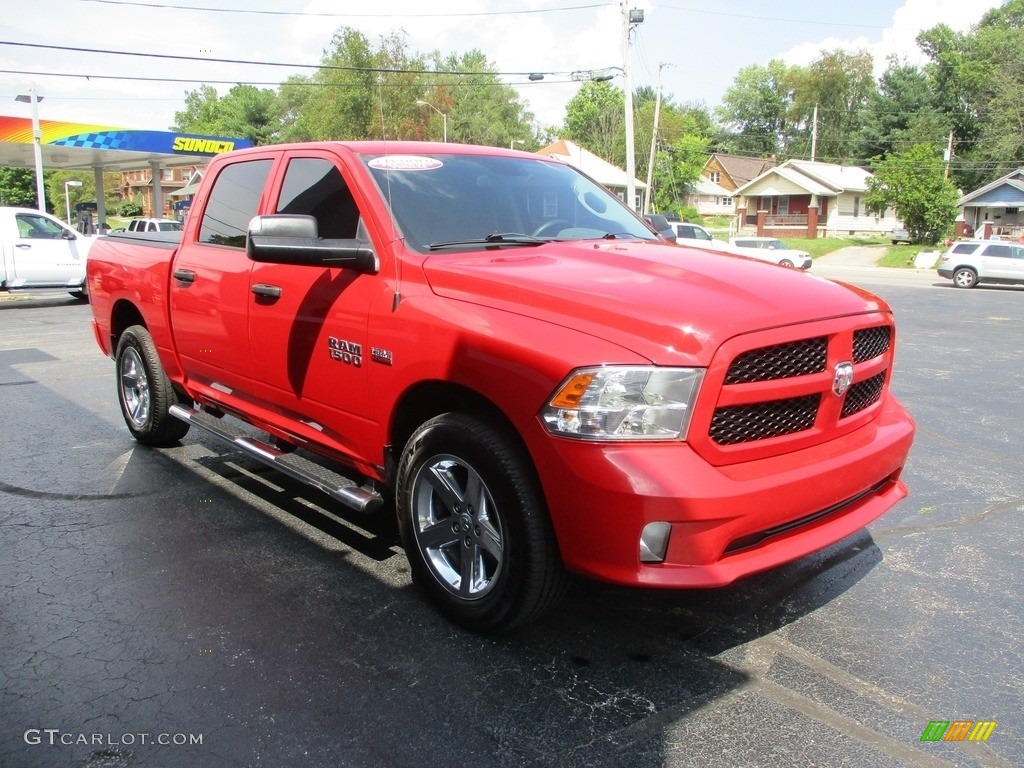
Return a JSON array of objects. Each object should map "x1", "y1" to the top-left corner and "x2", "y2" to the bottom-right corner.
[{"x1": 1, "y1": 270, "x2": 1021, "y2": 768}]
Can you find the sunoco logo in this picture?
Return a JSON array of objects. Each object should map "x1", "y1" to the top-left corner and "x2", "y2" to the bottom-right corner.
[{"x1": 172, "y1": 137, "x2": 236, "y2": 154}]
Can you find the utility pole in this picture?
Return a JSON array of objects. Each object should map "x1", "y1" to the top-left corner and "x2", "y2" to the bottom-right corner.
[
  {"x1": 644, "y1": 63, "x2": 667, "y2": 214},
  {"x1": 810, "y1": 104, "x2": 818, "y2": 162},
  {"x1": 622, "y1": 3, "x2": 643, "y2": 213},
  {"x1": 944, "y1": 131, "x2": 954, "y2": 178}
]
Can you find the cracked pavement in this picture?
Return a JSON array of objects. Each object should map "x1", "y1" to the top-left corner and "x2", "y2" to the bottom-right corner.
[{"x1": 1, "y1": 282, "x2": 1021, "y2": 768}]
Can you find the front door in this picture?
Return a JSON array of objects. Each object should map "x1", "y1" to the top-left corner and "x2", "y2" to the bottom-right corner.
[
  {"x1": 248, "y1": 153, "x2": 383, "y2": 468},
  {"x1": 9, "y1": 212, "x2": 87, "y2": 287}
]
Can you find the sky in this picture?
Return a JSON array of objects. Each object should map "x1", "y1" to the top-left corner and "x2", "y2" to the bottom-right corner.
[{"x1": 0, "y1": 0, "x2": 1004, "y2": 136}]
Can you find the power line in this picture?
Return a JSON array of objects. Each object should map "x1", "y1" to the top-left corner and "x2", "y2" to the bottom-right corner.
[
  {"x1": 0, "y1": 39, "x2": 571, "y2": 78},
  {"x1": 82, "y1": 0, "x2": 609, "y2": 18}
]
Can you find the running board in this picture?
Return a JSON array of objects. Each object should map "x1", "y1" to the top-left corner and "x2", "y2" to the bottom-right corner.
[{"x1": 169, "y1": 404, "x2": 383, "y2": 513}]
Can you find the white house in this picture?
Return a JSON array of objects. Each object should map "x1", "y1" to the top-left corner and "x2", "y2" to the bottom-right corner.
[{"x1": 731, "y1": 160, "x2": 898, "y2": 238}]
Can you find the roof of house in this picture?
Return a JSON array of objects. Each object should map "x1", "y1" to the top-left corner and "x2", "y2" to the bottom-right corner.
[
  {"x1": 957, "y1": 168, "x2": 1024, "y2": 207},
  {"x1": 731, "y1": 159, "x2": 872, "y2": 198},
  {"x1": 696, "y1": 177, "x2": 734, "y2": 197},
  {"x1": 705, "y1": 153, "x2": 776, "y2": 187},
  {"x1": 538, "y1": 139, "x2": 646, "y2": 190}
]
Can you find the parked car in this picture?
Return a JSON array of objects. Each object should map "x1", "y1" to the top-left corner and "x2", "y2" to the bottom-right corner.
[
  {"x1": 728, "y1": 237, "x2": 813, "y2": 269},
  {"x1": 643, "y1": 213, "x2": 677, "y2": 243},
  {"x1": 126, "y1": 218, "x2": 184, "y2": 233},
  {"x1": 673, "y1": 222, "x2": 730, "y2": 252},
  {"x1": 0, "y1": 206, "x2": 94, "y2": 298},
  {"x1": 889, "y1": 228, "x2": 912, "y2": 245},
  {"x1": 936, "y1": 239, "x2": 1024, "y2": 288}
]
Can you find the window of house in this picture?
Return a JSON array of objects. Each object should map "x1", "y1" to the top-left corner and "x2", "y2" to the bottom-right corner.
[
  {"x1": 1006, "y1": 207, "x2": 1019, "y2": 214},
  {"x1": 777, "y1": 196, "x2": 789, "y2": 216},
  {"x1": 720, "y1": 196, "x2": 732, "y2": 207},
  {"x1": 709, "y1": 171, "x2": 721, "y2": 183},
  {"x1": 854, "y1": 196, "x2": 861, "y2": 217},
  {"x1": 162, "y1": 168, "x2": 173, "y2": 181}
]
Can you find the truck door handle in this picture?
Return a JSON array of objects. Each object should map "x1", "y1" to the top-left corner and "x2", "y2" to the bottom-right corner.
[
  {"x1": 15, "y1": 243, "x2": 31, "y2": 249},
  {"x1": 251, "y1": 283, "x2": 282, "y2": 299},
  {"x1": 172, "y1": 269, "x2": 196, "y2": 283}
]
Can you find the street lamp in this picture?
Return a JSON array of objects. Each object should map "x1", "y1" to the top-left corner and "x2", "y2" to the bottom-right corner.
[
  {"x1": 64, "y1": 180, "x2": 82, "y2": 225},
  {"x1": 416, "y1": 100, "x2": 447, "y2": 143},
  {"x1": 15, "y1": 87, "x2": 46, "y2": 212}
]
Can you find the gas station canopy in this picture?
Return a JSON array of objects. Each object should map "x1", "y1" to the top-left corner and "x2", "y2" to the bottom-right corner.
[{"x1": 0, "y1": 115, "x2": 252, "y2": 172}]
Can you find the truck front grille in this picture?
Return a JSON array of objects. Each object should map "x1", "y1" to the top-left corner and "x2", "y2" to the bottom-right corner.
[
  {"x1": 841, "y1": 371, "x2": 885, "y2": 418},
  {"x1": 853, "y1": 326, "x2": 890, "y2": 362},
  {"x1": 710, "y1": 394, "x2": 820, "y2": 444},
  {"x1": 702, "y1": 321, "x2": 893, "y2": 455},
  {"x1": 724, "y1": 337, "x2": 827, "y2": 384}
]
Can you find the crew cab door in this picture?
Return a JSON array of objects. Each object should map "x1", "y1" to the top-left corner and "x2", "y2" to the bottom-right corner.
[
  {"x1": 6, "y1": 212, "x2": 87, "y2": 287},
  {"x1": 248, "y1": 153, "x2": 383, "y2": 464},
  {"x1": 169, "y1": 154, "x2": 276, "y2": 407}
]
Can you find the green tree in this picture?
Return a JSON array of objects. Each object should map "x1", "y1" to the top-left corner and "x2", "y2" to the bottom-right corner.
[
  {"x1": 865, "y1": 144, "x2": 959, "y2": 244},
  {"x1": 855, "y1": 58, "x2": 949, "y2": 164},
  {"x1": 791, "y1": 50, "x2": 877, "y2": 163},
  {"x1": 715, "y1": 60, "x2": 803, "y2": 157},
  {"x1": 562, "y1": 80, "x2": 625, "y2": 163},
  {"x1": 174, "y1": 84, "x2": 280, "y2": 145},
  {"x1": 0, "y1": 167, "x2": 39, "y2": 207}
]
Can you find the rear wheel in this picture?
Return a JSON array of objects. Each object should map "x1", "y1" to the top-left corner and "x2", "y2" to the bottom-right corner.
[
  {"x1": 952, "y1": 267, "x2": 978, "y2": 289},
  {"x1": 779, "y1": 259, "x2": 795, "y2": 268},
  {"x1": 115, "y1": 325, "x2": 190, "y2": 445},
  {"x1": 396, "y1": 413, "x2": 566, "y2": 632}
]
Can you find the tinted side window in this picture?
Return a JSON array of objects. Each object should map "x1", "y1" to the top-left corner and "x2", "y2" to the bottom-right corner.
[
  {"x1": 951, "y1": 243, "x2": 977, "y2": 255},
  {"x1": 199, "y1": 159, "x2": 273, "y2": 248},
  {"x1": 983, "y1": 244, "x2": 1011, "y2": 258},
  {"x1": 276, "y1": 158, "x2": 360, "y2": 239}
]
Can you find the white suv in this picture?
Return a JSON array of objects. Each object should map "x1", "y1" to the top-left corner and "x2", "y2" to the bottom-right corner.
[
  {"x1": 937, "y1": 240, "x2": 1024, "y2": 289},
  {"x1": 728, "y1": 237, "x2": 813, "y2": 269}
]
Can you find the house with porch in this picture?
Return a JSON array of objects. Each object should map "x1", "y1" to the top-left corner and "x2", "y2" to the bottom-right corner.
[
  {"x1": 687, "y1": 153, "x2": 776, "y2": 217},
  {"x1": 731, "y1": 159, "x2": 897, "y2": 239},
  {"x1": 955, "y1": 167, "x2": 1024, "y2": 241}
]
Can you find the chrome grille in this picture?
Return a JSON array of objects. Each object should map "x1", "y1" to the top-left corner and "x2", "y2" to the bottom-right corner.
[
  {"x1": 724, "y1": 337, "x2": 827, "y2": 384},
  {"x1": 853, "y1": 326, "x2": 890, "y2": 362},
  {"x1": 841, "y1": 372, "x2": 885, "y2": 418},
  {"x1": 710, "y1": 395, "x2": 820, "y2": 445}
]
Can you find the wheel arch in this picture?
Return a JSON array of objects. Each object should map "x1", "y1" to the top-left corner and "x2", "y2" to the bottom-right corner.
[
  {"x1": 110, "y1": 299, "x2": 147, "y2": 351},
  {"x1": 388, "y1": 381, "x2": 532, "y2": 481}
]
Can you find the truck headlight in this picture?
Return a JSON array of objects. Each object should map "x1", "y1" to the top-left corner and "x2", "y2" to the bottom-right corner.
[{"x1": 540, "y1": 367, "x2": 704, "y2": 440}]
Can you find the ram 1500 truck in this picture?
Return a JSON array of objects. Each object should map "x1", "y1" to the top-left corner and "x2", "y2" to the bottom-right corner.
[
  {"x1": 1, "y1": 206, "x2": 93, "y2": 298},
  {"x1": 87, "y1": 142, "x2": 916, "y2": 631}
]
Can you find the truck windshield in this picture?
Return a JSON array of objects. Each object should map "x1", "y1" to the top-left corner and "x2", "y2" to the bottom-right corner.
[{"x1": 361, "y1": 153, "x2": 656, "y2": 252}]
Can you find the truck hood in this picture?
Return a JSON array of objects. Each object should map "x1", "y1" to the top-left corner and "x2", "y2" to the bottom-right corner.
[{"x1": 422, "y1": 240, "x2": 888, "y2": 365}]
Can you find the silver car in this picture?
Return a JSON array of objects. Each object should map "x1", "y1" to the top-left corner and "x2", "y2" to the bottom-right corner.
[{"x1": 937, "y1": 240, "x2": 1024, "y2": 289}]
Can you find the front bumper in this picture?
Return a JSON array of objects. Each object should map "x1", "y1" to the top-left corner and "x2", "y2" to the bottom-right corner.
[{"x1": 528, "y1": 392, "x2": 914, "y2": 588}]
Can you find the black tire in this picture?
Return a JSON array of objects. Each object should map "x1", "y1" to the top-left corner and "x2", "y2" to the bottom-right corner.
[
  {"x1": 952, "y1": 267, "x2": 978, "y2": 289},
  {"x1": 69, "y1": 289, "x2": 88, "y2": 302},
  {"x1": 779, "y1": 259, "x2": 795, "y2": 268},
  {"x1": 396, "y1": 413, "x2": 566, "y2": 632},
  {"x1": 114, "y1": 325, "x2": 190, "y2": 446}
]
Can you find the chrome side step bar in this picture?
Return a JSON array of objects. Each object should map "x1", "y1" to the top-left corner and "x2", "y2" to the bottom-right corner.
[{"x1": 169, "y1": 404, "x2": 383, "y2": 513}]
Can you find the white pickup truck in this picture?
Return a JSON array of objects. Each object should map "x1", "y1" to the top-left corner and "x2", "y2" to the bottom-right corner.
[{"x1": 0, "y1": 207, "x2": 94, "y2": 298}]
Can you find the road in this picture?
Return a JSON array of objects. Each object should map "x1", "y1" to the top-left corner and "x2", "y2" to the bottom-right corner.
[{"x1": 1, "y1": 276, "x2": 1021, "y2": 768}]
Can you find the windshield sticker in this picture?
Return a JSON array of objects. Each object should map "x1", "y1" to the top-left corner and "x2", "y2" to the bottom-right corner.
[{"x1": 368, "y1": 156, "x2": 443, "y2": 171}]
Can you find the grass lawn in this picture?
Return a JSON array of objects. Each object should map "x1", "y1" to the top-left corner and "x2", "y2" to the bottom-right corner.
[
  {"x1": 878, "y1": 244, "x2": 941, "y2": 268},
  {"x1": 778, "y1": 236, "x2": 888, "y2": 259}
]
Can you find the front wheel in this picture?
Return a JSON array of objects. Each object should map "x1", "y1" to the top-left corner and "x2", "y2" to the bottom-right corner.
[
  {"x1": 952, "y1": 267, "x2": 978, "y2": 289},
  {"x1": 115, "y1": 325, "x2": 190, "y2": 446},
  {"x1": 779, "y1": 259, "x2": 795, "y2": 268},
  {"x1": 396, "y1": 413, "x2": 566, "y2": 632}
]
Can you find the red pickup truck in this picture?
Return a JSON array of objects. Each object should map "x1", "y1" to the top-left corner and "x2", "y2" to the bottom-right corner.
[{"x1": 87, "y1": 142, "x2": 915, "y2": 631}]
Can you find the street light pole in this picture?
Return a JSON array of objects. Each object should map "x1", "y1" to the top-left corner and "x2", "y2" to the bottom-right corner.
[
  {"x1": 15, "y1": 86, "x2": 46, "y2": 212},
  {"x1": 416, "y1": 100, "x2": 447, "y2": 143},
  {"x1": 64, "y1": 180, "x2": 83, "y2": 225}
]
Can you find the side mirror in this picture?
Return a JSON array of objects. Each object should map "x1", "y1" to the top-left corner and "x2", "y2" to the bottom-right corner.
[
  {"x1": 62, "y1": 229, "x2": 77, "y2": 241},
  {"x1": 246, "y1": 214, "x2": 379, "y2": 274}
]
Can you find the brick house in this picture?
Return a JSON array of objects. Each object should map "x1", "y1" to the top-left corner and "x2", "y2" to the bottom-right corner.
[{"x1": 119, "y1": 165, "x2": 203, "y2": 219}]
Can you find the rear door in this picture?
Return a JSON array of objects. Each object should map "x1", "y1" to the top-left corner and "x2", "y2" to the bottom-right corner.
[
  {"x1": 169, "y1": 152, "x2": 277, "y2": 408},
  {"x1": 978, "y1": 243, "x2": 1017, "y2": 280},
  {"x1": 8, "y1": 212, "x2": 87, "y2": 287}
]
